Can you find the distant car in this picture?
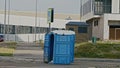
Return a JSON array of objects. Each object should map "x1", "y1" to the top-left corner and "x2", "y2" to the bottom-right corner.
[{"x1": 0, "y1": 34, "x2": 4, "y2": 42}]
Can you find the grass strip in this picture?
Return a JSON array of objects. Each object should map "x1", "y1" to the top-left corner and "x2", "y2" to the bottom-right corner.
[
  {"x1": 75, "y1": 42, "x2": 120, "y2": 59},
  {"x1": 0, "y1": 48, "x2": 15, "y2": 56}
]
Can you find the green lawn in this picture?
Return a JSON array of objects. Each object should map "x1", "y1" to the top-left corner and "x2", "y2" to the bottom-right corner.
[
  {"x1": 0, "y1": 42, "x2": 17, "y2": 56},
  {"x1": 0, "y1": 48, "x2": 15, "y2": 56},
  {"x1": 75, "y1": 41, "x2": 120, "y2": 59}
]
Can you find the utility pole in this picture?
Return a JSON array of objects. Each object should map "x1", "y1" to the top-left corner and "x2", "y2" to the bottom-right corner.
[
  {"x1": 4, "y1": 0, "x2": 7, "y2": 41},
  {"x1": 7, "y1": 0, "x2": 11, "y2": 41},
  {"x1": 80, "y1": 0, "x2": 82, "y2": 20},
  {"x1": 35, "y1": 0, "x2": 38, "y2": 44}
]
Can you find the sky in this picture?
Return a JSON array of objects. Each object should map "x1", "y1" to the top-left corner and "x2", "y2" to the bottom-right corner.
[{"x1": 0, "y1": 0, "x2": 81, "y2": 14}]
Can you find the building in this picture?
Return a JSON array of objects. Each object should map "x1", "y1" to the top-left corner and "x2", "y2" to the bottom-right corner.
[
  {"x1": 81, "y1": 0, "x2": 120, "y2": 40},
  {"x1": 0, "y1": 11, "x2": 80, "y2": 42},
  {"x1": 66, "y1": 21, "x2": 89, "y2": 43}
]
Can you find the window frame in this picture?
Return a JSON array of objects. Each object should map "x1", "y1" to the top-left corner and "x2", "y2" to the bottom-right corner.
[
  {"x1": 78, "y1": 26, "x2": 88, "y2": 33},
  {"x1": 94, "y1": 19, "x2": 99, "y2": 26},
  {"x1": 69, "y1": 28, "x2": 74, "y2": 31}
]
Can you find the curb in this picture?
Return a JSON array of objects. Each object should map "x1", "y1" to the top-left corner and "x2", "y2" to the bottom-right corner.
[
  {"x1": 0, "y1": 56, "x2": 41, "y2": 63},
  {"x1": 75, "y1": 58, "x2": 120, "y2": 62},
  {"x1": 1, "y1": 56, "x2": 120, "y2": 63}
]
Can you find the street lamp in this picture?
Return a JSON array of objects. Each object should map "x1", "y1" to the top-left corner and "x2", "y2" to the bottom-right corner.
[
  {"x1": 4, "y1": 0, "x2": 7, "y2": 40},
  {"x1": 80, "y1": 0, "x2": 82, "y2": 20},
  {"x1": 35, "y1": 0, "x2": 38, "y2": 44},
  {"x1": 7, "y1": 0, "x2": 11, "y2": 41}
]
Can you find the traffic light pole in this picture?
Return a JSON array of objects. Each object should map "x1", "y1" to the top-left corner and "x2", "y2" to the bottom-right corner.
[
  {"x1": 49, "y1": 23, "x2": 51, "y2": 33},
  {"x1": 47, "y1": 8, "x2": 54, "y2": 33}
]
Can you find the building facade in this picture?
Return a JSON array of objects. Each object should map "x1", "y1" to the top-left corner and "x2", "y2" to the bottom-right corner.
[
  {"x1": 0, "y1": 11, "x2": 80, "y2": 42},
  {"x1": 66, "y1": 21, "x2": 89, "y2": 43},
  {"x1": 81, "y1": 0, "x2": 120, "y2": 40}
]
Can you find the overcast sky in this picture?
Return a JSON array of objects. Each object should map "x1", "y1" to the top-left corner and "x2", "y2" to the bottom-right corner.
[{"x1": 0, "y1": 0, "x2": 81, "y2": 14}]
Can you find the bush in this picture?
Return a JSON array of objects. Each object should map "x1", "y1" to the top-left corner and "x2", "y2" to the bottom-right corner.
[
  {"x1": 0, "y1": 48, "x2": 15, "y2": 56},
  {"x1": 75, "y1": 42, "x2": 120, "y2": 59},
  {"x1": 0, "y1": 53, "x2": 13, "y2": 56},
  {"x1": 0, "y1": 42, "x2": 17, "y2": 49}
]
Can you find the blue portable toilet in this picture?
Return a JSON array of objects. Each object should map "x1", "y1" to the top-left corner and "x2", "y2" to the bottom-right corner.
[
  {"x1": 43, "y1": 33, "x2": 54, "y2": 63},
  {"x1": 52, "y1": 30, "x2": 75, "y2": 64},
  {"x1": 43, "y1": 30, "x2": 75, "y2": 64}
]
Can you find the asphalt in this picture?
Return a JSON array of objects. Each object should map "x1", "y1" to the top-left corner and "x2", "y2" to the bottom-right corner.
[{"x1": 0, "y1": 43, "x2": 120, "y2": 68}]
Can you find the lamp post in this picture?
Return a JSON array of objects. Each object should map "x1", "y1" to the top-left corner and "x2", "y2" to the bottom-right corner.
[
  {"x1": 80, "y1": 0, "x2": 82, "y2": 20},
  {"x1": 35, "y1": 0, "x2": 38, "y2": 44},
  {"x1": 7, "y1": 0, "x2": 11, "y2": 41},
  {"x1": 4, "y1": 0, "x2": 7, "y2": 41}
]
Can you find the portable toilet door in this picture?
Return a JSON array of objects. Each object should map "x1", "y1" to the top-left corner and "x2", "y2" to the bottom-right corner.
[
  {"x1": 43, "y1": 33, "x2": 54, "y2": 63},
  {"x1": 52, "y1": 30, "x2": 75, "y2": 64}
]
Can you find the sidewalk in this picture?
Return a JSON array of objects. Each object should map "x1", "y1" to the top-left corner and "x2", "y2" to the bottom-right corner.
[
  {"x1": 14, "y1": 43, "x2": 120, "y2": 63},
  {"x1": 75, "y1": 58, "x2": 120, "y2": 63},
  {"x1": 13, "y1": 43, "x2": 43, "y2": 62},
  {"x1": 0, "y1": 43, "x2": 120, "y2": 68}
]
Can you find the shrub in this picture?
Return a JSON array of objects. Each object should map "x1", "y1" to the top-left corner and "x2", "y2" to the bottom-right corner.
[{"x1": 75, "y1": 42, "x2": 120, "y2": 59}]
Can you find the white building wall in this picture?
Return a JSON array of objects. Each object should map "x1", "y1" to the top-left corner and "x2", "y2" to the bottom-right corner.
[
  {"x1": 5, "y1": 34, "x2": 45, "y2": 42},
  {"x1": 103, "y1": 14, "x2": 120, "y2": 40},
  {"x1": 91, "y1": 14, "x2": 120, "y2": 40},
  {"x1": 99, "y1": 16, "x2": 104, "y2": 40},
  {"x1": 103, "y1": 15, "x2": 109, "y2": 40},
  {"x1": 92, "y1": 19, "x2": 102, "y2": 39},
  {"x1": 0, "y1": 14, "x2": 71, "y2": 42},
  {"x1": 0, "y1": 14, "x2": 69, "y2": 28},
  {"x1": 80, "y1": 0, "x2": 94, "y2": 21},
  {"x1": 81, "y1": 12, "x2": 94, "y2": 21},
  {"x1": 81, "y1": 0, "x2": 120, "y2": 40},
  {"x1": 112, "y1": 0, "x2": 120, "y2": 13}
]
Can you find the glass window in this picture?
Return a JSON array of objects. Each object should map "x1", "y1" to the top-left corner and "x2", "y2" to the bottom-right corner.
[
  {"x1": 52, "y1": 28, "x2": 58, "y2": 31},
  {"x1": 69, "y1": 28, "x2": 74, "y2": 31},
  {"x1": 0, "y1": 35, "x2": 3, "y2": 38},
  {"x1": 36, "y1": 27, "x2": 39, "y2": 33},
  {"x1": 0, "y1": 24, "x2": 60, "y2": 34},
  {"x1": 0, "y1": 24, "x2": 4, "y2": 34},
  {"x1": 29, "y1": 27, "x2": 33, "y2": 33},
  {"x1": 0, "y1": 24, "x2": 2, "y2": 33},
  {"x1": 94, "y1": 20, "x2": 99, "y2": 26},
  {"x1": 94, "y1": 0, "x2": 111, "y2": 15},
  {"x1": 11, "y1": 25, "x2": 15, "y2": 34},
  {"x1": 78, "y1": 27, "x2": 88, "y2": 33},
  {"x1": 16, "y1": 26, "x2": 19, "y2": 34},
  {"x1": 8, "y1": 25, "x2": 12, "y2": 34}
]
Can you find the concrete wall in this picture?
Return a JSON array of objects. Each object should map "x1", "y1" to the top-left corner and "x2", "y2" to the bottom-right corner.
[
  {"x1": 0, "y1": 13, "x2": 72, "y2": 42},
  {"x1": 81, "y1": 0, "x2": 120, "y2": 40},
  {"x1": 0, "y1": 14, "x2": 69, "y2": 28},
  {"x1": 102, "y1": 14, "x2": 120, "y2": 40},
  {"x1": 81, "y1": 12, "x2": 94, "y2": 21},
  {"x1": 81, "y1": 0, "x2": 94, "y2": 21},
  {"x1": 99, "y1": 16, "x2": 104, "y2": 40},
  {"x1": 92, "y1": 17, "x2": 105, "y2": 40},
  {"x1": 92, "y1": 19, "x2": 99, "y2": 38},
  {"x1": 0, "y1": 11, "x2": 80, "y2": 20},
  {"x1": 4, "y1": 34, "x2": 45, "y2": 42},
  {"x1": 66, "y1": 25, "x2": 89, "y2": 43},
  {"x1": 89, "y1": 14, "x2": 120, "y2": 40}
]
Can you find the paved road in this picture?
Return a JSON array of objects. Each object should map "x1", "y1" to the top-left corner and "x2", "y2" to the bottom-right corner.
[
  {"x1": 14, "y1": 43, "x2": 43, "y2": 61},
  {"x1": 0, "y1": 43, "x2": 120, "y2": 68},
  {"x1": 0, "y1": 57, "x2": 120, "y2": 68}
]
